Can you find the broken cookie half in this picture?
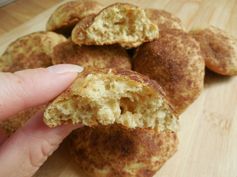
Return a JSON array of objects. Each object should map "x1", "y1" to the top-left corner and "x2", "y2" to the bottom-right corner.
[
  {"x1": 71, "y1": 3, "x2": 159, "y2": 48},
  {"x1": 44, "y1": 68, "x2": 178, "y2": 131}
]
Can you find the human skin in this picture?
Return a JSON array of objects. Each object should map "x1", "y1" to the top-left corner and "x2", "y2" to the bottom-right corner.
[{"x1": 0, "y1": 64, "x2": 83, "y2": 177}]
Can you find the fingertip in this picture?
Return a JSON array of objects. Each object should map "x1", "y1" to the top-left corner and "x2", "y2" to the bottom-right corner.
[{"x1": 47, "y1": 64, "x2": 83, "y2": 74}]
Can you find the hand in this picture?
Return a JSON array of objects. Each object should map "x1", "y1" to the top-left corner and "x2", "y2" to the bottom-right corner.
[{"x1": 0, "y1": 64, "x2": 83, "y2": 177}]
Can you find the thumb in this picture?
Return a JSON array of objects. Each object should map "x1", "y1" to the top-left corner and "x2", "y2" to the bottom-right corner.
[{"x1": 0, "y1": 111, "x2": 81, "y2": 177}]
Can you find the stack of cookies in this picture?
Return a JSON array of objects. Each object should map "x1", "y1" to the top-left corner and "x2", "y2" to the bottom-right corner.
[{"x1": 0, "y1": 1, "x2": 236, "y2": 177}]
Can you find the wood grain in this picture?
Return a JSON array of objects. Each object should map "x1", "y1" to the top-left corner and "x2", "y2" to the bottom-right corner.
[
  {"x1": 0, "y1": 0, "x2": 60, "y2": 36},
  {"x1": 0, "y1": 0, "x2": 237, "y2": 177}
]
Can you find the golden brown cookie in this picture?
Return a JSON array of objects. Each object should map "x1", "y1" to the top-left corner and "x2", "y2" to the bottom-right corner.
[
  {"x1": 71, "y1": 3, "x2": 159, "y2": 48},
  {"x1": 46, "y1": 1, "x2": 103, "y2": 36},
  {"x1": 0, "y1": 31, "x2": 67, "y2": 72},
  {"x1": 133, "y1": 29, "x2": 204, "y2": 115},
  {"x1": 190, "y1": 26, "x2": 237, "y2": 76},
  {"x1": 52, "y1": 40, "x2": 131, "y2": 69},
  {"x1": 71, "y1": 125, "x2": 178, "y2": 177},
  {"x1": 44, "y1": 68, "x2": 178, "y2": 131},
  {"x1": 0, "y1": 106, "x2": 44, "y2": 135},
  {"x1": 145, "y1": 8, "x2": 185, "y2": 31},
  {"x1": 0, "y1": 32, "x2": 63, "y2": 134}
]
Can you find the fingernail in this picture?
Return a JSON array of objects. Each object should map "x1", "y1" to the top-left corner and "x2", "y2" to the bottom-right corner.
[{"x1": 47, "y1": 64, "x2": 83, "y2": 74}]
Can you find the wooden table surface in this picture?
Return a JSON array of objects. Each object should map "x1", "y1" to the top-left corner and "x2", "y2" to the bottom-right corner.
[
  {"x1": 0, "y1": 0, "x2": 60, "y2": 36},
  {"x1": 0, "y1": 0, "x2": 237, "y2": 177}
]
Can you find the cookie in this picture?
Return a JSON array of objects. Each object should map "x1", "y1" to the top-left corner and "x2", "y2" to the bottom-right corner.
[
  {"x1": 71, "y1": 3, "x2": 159, "y2": 48},
  {"x1": 190, "y1": 26, "x2": 237, "y2": 75},
  {"x1": 0, "y1": 106, "x2": 43, "y2": 135},
  {"x1": 71, "y1": 125, "x2": 178, "y2": 177},
  {"x1": 133, "y1": 29, "x2": 204, "y2": 114},
  {"x1": 0, "y1": 31, "x2": 66, "y2": 72},
  {"x1": 46, "y1": 1, "x2": 103, "y2": 36},
  {"x1": 52, "y1": 40, "x2": 131, "y2": 69},
  {"x1": 44, "y1": 68, "x2": 178, "y2": 131},
  {"x1": 145, "y1": 8, "x2": 185, "y2": 31}
]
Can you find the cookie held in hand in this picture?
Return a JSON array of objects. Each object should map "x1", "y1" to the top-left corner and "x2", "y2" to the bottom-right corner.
[{"x1": 44, "y1": 68, "x2": 178, "y2": 131}]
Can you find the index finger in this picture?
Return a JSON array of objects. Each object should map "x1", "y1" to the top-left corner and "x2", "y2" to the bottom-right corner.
[{"x1": 0, "y1": 64, "x2": 82, "y2": 121}]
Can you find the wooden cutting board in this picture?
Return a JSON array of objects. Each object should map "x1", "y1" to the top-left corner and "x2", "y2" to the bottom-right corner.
[{"x1": 0, "y1": 0, "x2": 237, "y2": 177}]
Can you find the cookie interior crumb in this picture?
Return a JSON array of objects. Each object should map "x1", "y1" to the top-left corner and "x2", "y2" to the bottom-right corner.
[
  {"x1": 73, "y1": 3, "x2": 159, "y2": 48},
  {"x1": 44, "y1": 72, "x2": 177, "y2": 131}
]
